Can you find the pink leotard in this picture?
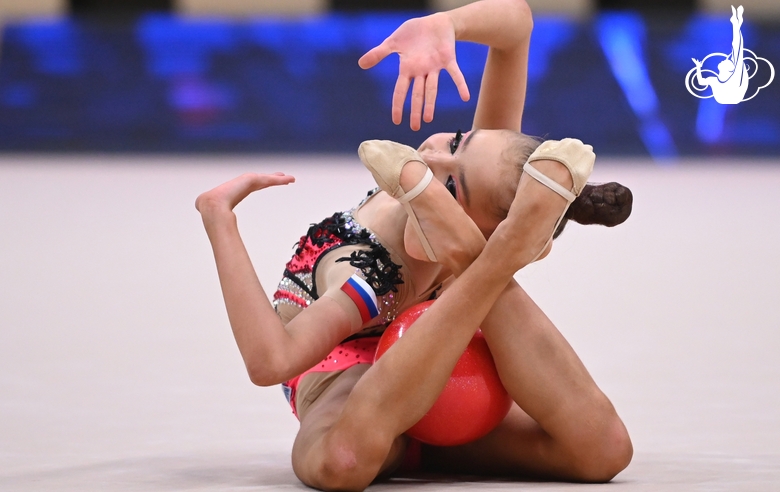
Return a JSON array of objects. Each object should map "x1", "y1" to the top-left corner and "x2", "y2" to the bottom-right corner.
[{"x1": 273, "y1": 190, "x2": 443, "y2": 418}]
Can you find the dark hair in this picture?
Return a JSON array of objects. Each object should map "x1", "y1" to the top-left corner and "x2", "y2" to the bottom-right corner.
[
  {"x1": 565, "y1": 182, "x2": 633, "y2": 228},
  {"x1": 495, "y1": 133, "x2": 633, "y2": 239},
  {"x1": 493, "y1": 131, "x2": 543, "y2": 222}
]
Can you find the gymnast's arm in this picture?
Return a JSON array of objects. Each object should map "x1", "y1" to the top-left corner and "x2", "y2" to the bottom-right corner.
[
  {"x1": 196, "y1": 173, "x2": 361, "y2": 387},
  {"x1": 358, "y1": 0, "x2": 532, "y2": 132},
  {"x1": 455, "y1": 0, "x2": 533, "y2": 132}
]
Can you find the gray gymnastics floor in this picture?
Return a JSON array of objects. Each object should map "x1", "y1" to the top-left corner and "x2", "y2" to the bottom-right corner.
[{"x1": 1, "y1": 155, "x2": 778, "y2": 491}]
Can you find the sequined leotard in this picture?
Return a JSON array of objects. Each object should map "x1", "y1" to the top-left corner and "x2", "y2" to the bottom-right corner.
[
  {"x1": 273, "y1": 189, "x2": 444, "y2": 417},
  {"x1": 274, "y1": 189, "x2": 403, "y2": 334}
]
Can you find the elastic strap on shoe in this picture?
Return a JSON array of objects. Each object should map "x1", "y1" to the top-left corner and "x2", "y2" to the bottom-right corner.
[
  {"x1": 523, "y1": 164, "x2": 576, "y2": 203},
  {"x1": 398, "y1": 167, "x2": 434, "y2": 204}
]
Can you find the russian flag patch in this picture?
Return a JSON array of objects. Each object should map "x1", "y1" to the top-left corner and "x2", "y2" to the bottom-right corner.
[{"x1": 340, "y1": 274, "x2": 380, "y2": 324}]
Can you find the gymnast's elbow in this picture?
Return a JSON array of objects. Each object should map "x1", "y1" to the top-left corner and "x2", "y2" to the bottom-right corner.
[
  {"x1": 246, "y1": 359, "x2": 291, "y2": 387},
  {"x1": 512, "y1": 0, "x2": 534, "y2": 36}
]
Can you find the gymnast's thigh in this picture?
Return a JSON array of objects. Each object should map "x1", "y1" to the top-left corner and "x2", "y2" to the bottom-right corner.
[
  {"x1": 291, "y1": 364, "x2": 410, "y2": 483},
  {"x1": 295, "y1": 365, "x2": 367, "y2": 423}
]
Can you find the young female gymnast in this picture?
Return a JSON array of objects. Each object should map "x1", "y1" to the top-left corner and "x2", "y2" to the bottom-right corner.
[{"x1": 196, "y1": 0, "x2": 633, "y2": 489}]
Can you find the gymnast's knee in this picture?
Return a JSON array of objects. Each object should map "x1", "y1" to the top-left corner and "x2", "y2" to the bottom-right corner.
[
  {"x1": 304, "y1": 432, "x2": 387, "y2": 492},
  {"x1": 570, "y1": 417, "x2": 633, "y2": 483}
]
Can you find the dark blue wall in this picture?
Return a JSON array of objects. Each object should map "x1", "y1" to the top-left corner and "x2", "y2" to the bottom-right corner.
[{"x1": 1, "y1": 13, "x2": 778, "y2": 156}]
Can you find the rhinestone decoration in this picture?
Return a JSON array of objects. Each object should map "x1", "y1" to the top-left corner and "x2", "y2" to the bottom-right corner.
[
  {"x1": 273, "y1": 273, "x2": 314, "y2": 308},
  {"x1": 343, "y1": 195, "x2": 402, "y2": 325},
  {"x1": 273, "y1": 188, "x2": 402, "y2": 329}
]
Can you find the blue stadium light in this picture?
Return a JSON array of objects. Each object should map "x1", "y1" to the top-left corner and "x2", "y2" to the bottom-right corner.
[
  {"x1": 136, "y1": 14, "x2": 237, "y2": 78},
  {"x1": 696, "y1": 98, "x2": 726, "y2": 144},
  {"x1": 596, "y1": 13, "x2": 677, "y2": 161},
  {"x1": 7, "y1": 19, "x2": 83, "y2": 75},
  {"x1": 527, "y1": 17, "x2": 577, "y2": 85}
]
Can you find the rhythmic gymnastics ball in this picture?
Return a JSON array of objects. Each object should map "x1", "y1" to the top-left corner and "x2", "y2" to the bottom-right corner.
[{"x1": 374, "y1": 301, "x2": 512, "y2": 446}]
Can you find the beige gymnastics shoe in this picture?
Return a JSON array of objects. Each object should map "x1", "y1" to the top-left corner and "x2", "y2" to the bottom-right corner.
[
  {"x1": 358, "y1": 140, "x2": 437, "y2": 262},
  {"x1": 523, "y1": 138, "x2": 595, "y2": 262}
]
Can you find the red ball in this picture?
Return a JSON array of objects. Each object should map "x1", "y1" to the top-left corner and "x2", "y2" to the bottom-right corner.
[{"x1": 374, "y1": 300, "x2": 513, "y2": 446}]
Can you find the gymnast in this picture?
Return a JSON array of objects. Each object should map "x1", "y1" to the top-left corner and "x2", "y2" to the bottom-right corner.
[{"x1": 195, "y1": 0, "x2": 633, "y2": 489}]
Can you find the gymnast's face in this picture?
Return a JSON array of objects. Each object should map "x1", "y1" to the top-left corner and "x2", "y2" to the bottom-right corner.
[{"x1": 417, "y1": 129, "x2": 517, "y2": 238}]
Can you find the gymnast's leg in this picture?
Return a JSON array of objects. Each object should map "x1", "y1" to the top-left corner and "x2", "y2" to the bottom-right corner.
[
  {"x1": 292, "y1": 365, "x2": 412, "y2": 488},
  {"x1": 398, "y1": 157, "x2": 633, "y2": 481},
  {"x1": 423, "y1": 280, "x2": 633, "y2": 482},
  {"x1": 291, "y1": 158, "x2": 601, "y2": 491}
]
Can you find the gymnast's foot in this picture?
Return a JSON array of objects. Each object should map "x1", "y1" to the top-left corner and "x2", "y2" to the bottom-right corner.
[
  {"x1": 499, "y1": 160, "x2": 574, "y2": 270},
  {"x1": 397, "y1": 165, "x2": 626, "y2": 272},
  {"x1": 398, "y1": 160, "x2": 486, "y2": 275},
  {"x1": 495, "y1": 139, "x2": 594, "y2": 271}
]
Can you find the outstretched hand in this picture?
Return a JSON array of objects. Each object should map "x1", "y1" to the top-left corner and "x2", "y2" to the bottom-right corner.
[
  {"x1": 359, "y1": 12, "x2": 470, "y2": 131},
  {"x1": 195, "y1": 172, "x2": 295, "y2": 215}
]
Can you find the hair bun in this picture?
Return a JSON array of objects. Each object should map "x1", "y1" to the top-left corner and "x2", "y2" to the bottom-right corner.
[{"x1": 565, "y1": 182, "x2": 633, "y2": 227}]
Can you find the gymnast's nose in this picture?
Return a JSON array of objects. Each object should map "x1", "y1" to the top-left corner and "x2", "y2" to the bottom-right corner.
[{"x1": 419, "y1": 152, "x2": 456, "y2": 185}]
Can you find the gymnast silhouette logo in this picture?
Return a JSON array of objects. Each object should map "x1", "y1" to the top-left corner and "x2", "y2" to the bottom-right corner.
[{"x1": 685, "y1": 5, "x2": 774, "y2": 104}]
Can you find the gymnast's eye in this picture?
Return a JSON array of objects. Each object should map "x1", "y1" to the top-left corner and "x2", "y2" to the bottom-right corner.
[
  {"x1": 448, "y1": 129, "x2": 463, "y2": 155},
  {"x1": 445, "y1": 175, "x2": 457, "y2": 199}
]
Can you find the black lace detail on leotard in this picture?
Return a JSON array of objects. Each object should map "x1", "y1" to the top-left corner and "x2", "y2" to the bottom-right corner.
[
  {"x1": 288, "y1": 211, "x2": 404, "y2": 298},
  {"x1": 336, "y1": 247, "x2": 403, "y2": 297},
  {"x1": 335, "y1": 187, "x2": 403, "y2": 297},
  {"x1": 292, "y1": 212, "x2": 344, "y2": 253}
]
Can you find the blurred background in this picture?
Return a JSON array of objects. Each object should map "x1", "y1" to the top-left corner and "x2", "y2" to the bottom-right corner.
[
  {"x1": 2, "y1": 2, "x2": 780, "y2": 490},
  {"x1": 0, "y1": 0, "x2": 778, "y2": 157}
]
